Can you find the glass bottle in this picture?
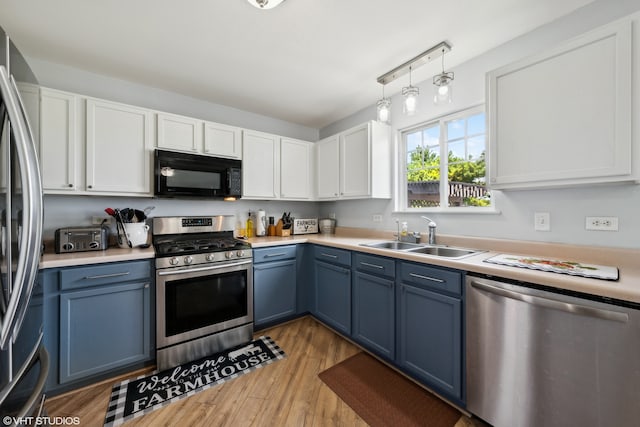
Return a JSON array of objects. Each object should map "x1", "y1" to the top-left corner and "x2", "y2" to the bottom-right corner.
[{"x1": 246, "y1": 211, "x2": 254, "y2": 238}]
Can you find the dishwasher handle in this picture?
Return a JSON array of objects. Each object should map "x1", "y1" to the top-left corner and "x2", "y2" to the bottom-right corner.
[{"x1": 470, "y1": 279, "x2": 629, "y2": 323}]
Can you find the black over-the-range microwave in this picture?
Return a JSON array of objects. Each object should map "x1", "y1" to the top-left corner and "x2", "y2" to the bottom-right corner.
[{"x1": 154, "y1": 149, "x2": 242, "y2": 199}]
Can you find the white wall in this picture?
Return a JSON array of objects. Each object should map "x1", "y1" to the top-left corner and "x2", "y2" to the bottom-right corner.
[
  {"x1": 43, "y1": 195, "x2": 318, "y2": 241},
  {"x1": 28, "y1": 57, "x2": 319, "y2": 142},
  {"x1": 319, "y1": 0, "x2": 640, "y2": 249}
]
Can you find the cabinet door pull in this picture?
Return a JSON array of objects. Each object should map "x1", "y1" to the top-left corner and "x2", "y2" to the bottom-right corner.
[
  {"x1": 409, "y1": 272, "x2": 444, "y2": 283},
  {"x1": 360, "y1": 262, "x2": 383, "y2": 269},
  {"x1": 264, "y1": 253, "x2": 287, "y2": 258},
  {"x1": 84, "y1": 272, "x2": 130, "y2": 280},
  {"x1": 321, "y1": 253, "x2": 338, "y2": 259}
]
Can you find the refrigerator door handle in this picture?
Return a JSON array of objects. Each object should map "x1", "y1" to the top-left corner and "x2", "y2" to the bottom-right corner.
[
  {"x1": 0, "y1": 65, "x2": 43, "y2": 349},
  {"x1": 0, "y1": 333, "x2": 49, "y2": 416}
]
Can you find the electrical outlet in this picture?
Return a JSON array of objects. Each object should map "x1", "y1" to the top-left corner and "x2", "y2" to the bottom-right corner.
[
  {"x1": 372, "y1": 214, "x2": 383, "y2": 222},
  {"x1": 534, "y1": 212, "x2": 550, "y2": 231},
  {"x1": 328, "y1": 213, "x2": 336, "y2": 219},
  {"x1": 585, "y1": 216, "x2": 618, "y2": 231},
  {"x1": 92, "y1": 216, "x2": 113, "y2": 225}
]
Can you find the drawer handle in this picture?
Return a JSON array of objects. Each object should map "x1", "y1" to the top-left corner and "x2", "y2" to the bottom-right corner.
[
  {"x1": 409, "y1": 272, "x2": 444, "y2": 283},
  {"x1": 321, "y1": 253, "x2": 338, "y2": 259},
  {"x1": 264, "y1": 253, "x2": 287, "y2": 258},
  {"x1": 360, "y1": 262, "x2": 384, "y2": 269},
  {"x1": 84, "y1": 272, "x2": 130, "y2": 280}
]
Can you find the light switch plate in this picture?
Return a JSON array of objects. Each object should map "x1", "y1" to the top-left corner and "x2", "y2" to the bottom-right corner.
[{"x1": 534, "y1": 212, "x2": 550, "y2": 231}]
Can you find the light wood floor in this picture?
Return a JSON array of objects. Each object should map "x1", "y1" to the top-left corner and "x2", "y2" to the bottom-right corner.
[{"x1": 46, "y1": 316, "x2": 480, "y2": 426}]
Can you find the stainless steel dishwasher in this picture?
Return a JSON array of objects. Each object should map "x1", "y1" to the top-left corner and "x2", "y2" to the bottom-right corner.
[{"x1": 466, "y1": 275, "x2": 640, "y2": 427}]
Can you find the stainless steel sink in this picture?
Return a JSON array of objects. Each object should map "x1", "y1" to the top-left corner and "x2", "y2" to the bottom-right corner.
[
  {"x1": 361, "y1": 241, "x2": 424, "y2": 250},
  {"x1": 361, "y1": 240, "x2": 482, "y2": 259},
  {"x1": 406, "y1": 245, "x2": 479, "y2": 259}
]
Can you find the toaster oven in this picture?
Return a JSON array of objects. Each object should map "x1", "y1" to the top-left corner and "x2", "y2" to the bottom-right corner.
[{"x1": 54, "y1": 226, "x2": 109, "y2": 253}]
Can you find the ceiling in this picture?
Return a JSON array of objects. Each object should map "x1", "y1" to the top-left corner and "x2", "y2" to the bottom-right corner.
[{"x1": 0, "y1": 0, "x2": 594, "y2": 129}]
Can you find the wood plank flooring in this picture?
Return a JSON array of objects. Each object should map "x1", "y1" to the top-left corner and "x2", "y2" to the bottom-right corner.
[{"x1": 46, "y1": 316, "x2": 479, "y2": 426}]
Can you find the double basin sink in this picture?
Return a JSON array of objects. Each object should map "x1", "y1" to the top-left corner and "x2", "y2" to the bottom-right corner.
[{"x1": 360, "y1": 240, "x2": 482, "y2": 259}]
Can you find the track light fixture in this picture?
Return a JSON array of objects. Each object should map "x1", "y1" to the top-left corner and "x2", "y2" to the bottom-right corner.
[{"x1": 375, "y1": 41, "x2": 452, "y2": 119}]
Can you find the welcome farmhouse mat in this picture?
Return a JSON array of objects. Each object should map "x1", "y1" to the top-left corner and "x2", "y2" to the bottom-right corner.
[{"x1": 104, "y1": 336, "x2": 285, "y2": 427}]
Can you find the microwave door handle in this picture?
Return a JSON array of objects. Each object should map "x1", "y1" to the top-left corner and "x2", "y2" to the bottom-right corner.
[{"x1": 0, "y1": 66, "x2": 44, "y2": 348}]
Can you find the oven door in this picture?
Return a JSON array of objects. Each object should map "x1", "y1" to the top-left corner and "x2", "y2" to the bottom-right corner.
[{"x1": 156, "y1": 259, "x2": 253, "y2": 349}]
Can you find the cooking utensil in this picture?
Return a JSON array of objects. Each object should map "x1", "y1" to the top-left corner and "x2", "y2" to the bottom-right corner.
[{"x1": 115, "y1": 209, "x2": 132, "y2": 248}]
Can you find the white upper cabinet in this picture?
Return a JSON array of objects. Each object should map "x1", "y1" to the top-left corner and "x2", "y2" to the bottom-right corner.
[
  {"x1": 204, "y1": 121, "x2": 242, "y2": 159},
  {"x1": 156, "y1": 112, "x2": 202, "y2": 153},
  {"x1": 40, "y1": 90, "x2": 153, "y2": 196},
  {"x1": 242, "y1": 131, "x2": 314, "y2": 200},
  {"x1": 487, "y1": 19, "x2": 634, "y2": 189},
  {"x1": 40, "y1": 88, "x2": 79, "y2": 192},
  {"x1": 317, "y1": 121, "x2": 391, "y2": 200},
  {"x1": 86, "y1": 98, "x2": 152, "y2": 195},
  {"x1": 280, "y1": 137, "x2": 314, "y2": 200},
  {"x1": 316, "y1": 134, "x2": 340, "y2": 199},
  {"x1": 156, "y1": 112, "x2": 242, "y2": 159},
  {"x1": 242, "y1": 130, "x2": 279, "y2": 199}
]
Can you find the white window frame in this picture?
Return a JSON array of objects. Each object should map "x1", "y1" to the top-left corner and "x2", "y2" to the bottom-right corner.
[{"x1": 396, "y1": 104, "x2": 494, "y2": 213}]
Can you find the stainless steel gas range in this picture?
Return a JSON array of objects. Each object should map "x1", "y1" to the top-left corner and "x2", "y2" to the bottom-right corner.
[{"x1": 152, "y1": 216, "x2": 253, "y2": 370}]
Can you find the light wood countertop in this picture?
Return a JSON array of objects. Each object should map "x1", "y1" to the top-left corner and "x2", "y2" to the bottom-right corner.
[
  {"x1": 40, "y1": 245, "x2": 155, "y2": 269},
  {"x1": 39, "y1": 228, "x2": 640, "y2": 303},
  {"x1": 247, "y1": 228, "x2": 640, "y2": 304}
]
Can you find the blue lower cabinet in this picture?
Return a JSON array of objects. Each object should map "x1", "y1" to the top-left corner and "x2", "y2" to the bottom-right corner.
[
  {"x1": 353, "y1": 271, "x2": 395, "y2": 360},
  {"x1": 397, "y1": 281, "x2": 462, "y2": 400},
  {"x1": 59, "y1": 281, "x2": 151, "y2": 384},
  {"x1": 314, "y1": 260, "x2": 351, "y2": 335},
  {"x1": 43, "y1": 259, "x2": 154, "y2": 393},
  {"x1": 253, "y1": 259, "x2": 297, "y2": 328}
]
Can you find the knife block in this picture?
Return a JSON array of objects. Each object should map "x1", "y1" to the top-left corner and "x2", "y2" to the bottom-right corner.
[{"x1": 275, "y1": 220, "x2": 291, "y2": 237}]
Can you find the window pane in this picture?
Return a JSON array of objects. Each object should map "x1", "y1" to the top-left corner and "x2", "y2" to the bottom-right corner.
[
  {"x1": 448, "y1": 140, "x2": 465, "y2": 160},
  {"x1": 467, "y1": 113, "x2": 485, "y2": 135},
  {"x1": 403, "y1": 108, "x2": 489, "y2": 210},
  {"x1": 406, "y1": 131, "x2": 422, "y2": 153},
  {"x1": 468, "y1": 135, "x2": 485, "y2": 161},
  {"x1": 447, "y1": 119, "x2": 464, "y2": 140}
]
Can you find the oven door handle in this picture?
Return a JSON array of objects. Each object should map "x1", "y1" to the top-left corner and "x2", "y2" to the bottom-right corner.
[{"x1": 157, "y1": 260, "x2": 252, "y2": 276}]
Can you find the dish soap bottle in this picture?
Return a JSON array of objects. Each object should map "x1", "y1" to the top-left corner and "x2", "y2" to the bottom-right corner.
[
  {"x1": 246, "y1": 211, "x2": 254, "y2": 238},
  {"x1": 267, "y1": 216, "x2": 276, "y2": 236}
]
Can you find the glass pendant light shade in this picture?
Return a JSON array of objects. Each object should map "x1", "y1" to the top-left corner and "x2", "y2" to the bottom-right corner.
[
  {"x1": 402, "y1": 66, "x2": 419, "y2": 116},
  {"x1": 247, "y1": 0, "x2": 285, "y2": 9},
  {"x1": 433, "y1": 49, "x2": 454, "y2": 105},
  {"x1": 433, "y1": 72, "x2": 454, "y2": 104},
  {"x1": 377, "y1": 98, "x2": 391, "y2": 124},
  {"x1": 402, "y1": 86, "x2": 419, "y2": 115}
]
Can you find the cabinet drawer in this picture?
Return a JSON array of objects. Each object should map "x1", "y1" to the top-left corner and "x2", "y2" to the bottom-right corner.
[
  {"x1": 354, "y1": 253, "x2": 395, "y2": 278},
  {"x1": 60, "y1": 260, "x2": 151, "y2": 290},
  {"x1": 253, "y1": 245, "x2": 297, "y2": 263},
  {"x1": 400, "y1": 262, "x2": 462, "y2": 296},
  {"x1": 314, "y1": 245, "x2": 351, "y2": 267}
]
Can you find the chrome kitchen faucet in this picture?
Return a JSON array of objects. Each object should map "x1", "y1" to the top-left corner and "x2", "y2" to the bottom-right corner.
[{"x1": 421, "y1": 216, "x2": 437, "y2": 245}]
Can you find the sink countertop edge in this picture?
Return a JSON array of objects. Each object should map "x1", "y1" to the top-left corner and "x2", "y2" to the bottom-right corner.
[{"x1": 246, "y1": 231, "x2": 640, "y2": 304}]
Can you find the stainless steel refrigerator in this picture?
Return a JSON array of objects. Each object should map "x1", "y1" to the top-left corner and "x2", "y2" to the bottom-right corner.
[{"x1": 0, "y1": 25, "x2": 47, "y2": 421}]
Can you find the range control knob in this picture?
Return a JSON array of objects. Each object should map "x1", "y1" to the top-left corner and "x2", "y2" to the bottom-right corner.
[
  {"x1": 62, "y1": 243, "x2": 74, "y2": 251},
  {"x1": 89, "y1": 241, "x2": 99, "y2": 249},
  {"x1": 236, "y1": 250, "x2": 245, "y2": 258},
  {"x1": 225, "y1": 251, "x2": 235, "y2": 259},
  {"x1": 206, "y1": 254, "x2": 215, "y2": 262},
  {"x1": 184, "y1": 255, "x2": 194, "y2": 265},
  {"x1": 169, "y1": 257, "x2": 179, "y2": 266}
]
